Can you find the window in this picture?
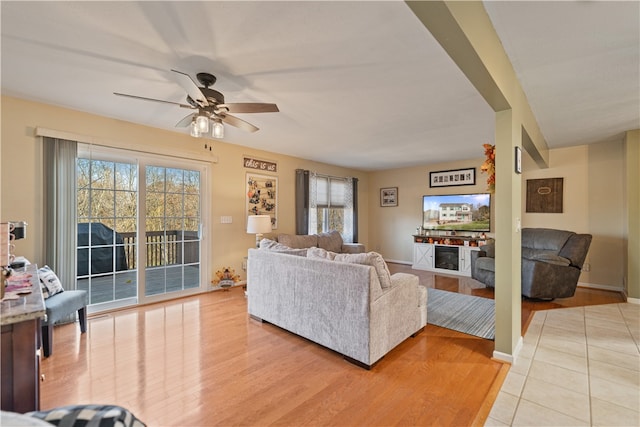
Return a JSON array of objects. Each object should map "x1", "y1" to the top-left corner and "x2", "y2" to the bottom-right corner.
[{"x1": 309, "y1": 174, "x2": 354, "y2": 242}]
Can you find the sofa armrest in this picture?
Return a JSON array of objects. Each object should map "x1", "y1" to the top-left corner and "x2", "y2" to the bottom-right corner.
[
  {"x1": 341, "y1": 243, "x2": 365, "y2": 254},
  {"x1": 389, "y1": 272, "x2": 418, "y2": 289},
  {"x1": 470, "y1": 249, "x2": 487, "y2": 270},
  {"x1": 369, "y1": 272, "x2": 425, "y2": 363}
]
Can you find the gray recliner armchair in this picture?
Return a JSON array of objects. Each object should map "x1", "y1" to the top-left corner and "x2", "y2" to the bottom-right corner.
[{"x1": 470, "y1": 228, "x2": 592, "y2": 299}]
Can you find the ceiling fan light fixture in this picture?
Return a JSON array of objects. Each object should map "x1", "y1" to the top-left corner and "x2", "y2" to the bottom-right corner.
[
  {"x1": 196, "y1": 114, "x2": 209, "y2": 133},
  {"x1": 190, "y1": 120, "x2": 201, "y2": 138},
  {"x1": 212, "y1": 118, "x2": 224, "y2": 139}
]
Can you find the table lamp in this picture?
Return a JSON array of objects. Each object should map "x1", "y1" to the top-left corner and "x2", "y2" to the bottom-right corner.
[{"x1": 247, "y1": 215, "x2": 272, "y2": 248}]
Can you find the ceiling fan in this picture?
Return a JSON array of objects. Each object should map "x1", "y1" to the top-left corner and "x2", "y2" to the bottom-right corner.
[{"x1": 114, "y1": 70, "x2": 279, "y2": 138}]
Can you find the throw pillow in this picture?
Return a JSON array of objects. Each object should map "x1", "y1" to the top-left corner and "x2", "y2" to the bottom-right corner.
[
  {"x1": 38, "y1": 265, "x2": 64, "y2": 299},
  {"x1": 334, "y1": 251, "x2": 392, "y2": 290},
  {"x1": 260, "y1": 238, "x2": 308, "y2": 256},
  {"x1": 307, "y1": 247, "x2": 337, "y2": 260},
  {"x1": 26, "y1": 404, "x2": 146, "y2": 427},
  {"x1": 364, "y1": 252, "x2": 393, "y2": 289},
  {"x1": 317, "y1": 231, "x2": 343, "y2": 253},
  {"x1": 259, "y1": 238, "x2": 293, "y2": 251}
]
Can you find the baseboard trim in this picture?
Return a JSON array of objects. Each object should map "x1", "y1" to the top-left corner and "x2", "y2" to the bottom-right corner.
[
  {"x1": 577, "y1": 281, "x2": 624, "y2": 292},
  {"x1": 492, "y1": 336, "x2": 523, "y2": 364},
  {"x1": 627, "y1": 297, "x2": 640, "y2": 305},
  {"x1": 385, "y1": 259, "x2": 411, "y2": 265}
]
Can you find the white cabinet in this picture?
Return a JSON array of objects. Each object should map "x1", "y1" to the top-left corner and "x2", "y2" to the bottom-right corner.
[
  {"x1": 458, "y1": 246, "x2": 474, "y2": 276},
  {"x1": 412, "y1": 242, "x2": 479, "y2": 277},
  {"x1": 413, "y1": 243, "x2": 433, "y2": 270}
]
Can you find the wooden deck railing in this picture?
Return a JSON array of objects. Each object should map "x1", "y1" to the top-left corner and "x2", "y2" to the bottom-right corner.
[{"x1": 119, "y1": 230, "x2": 198, "y2": 269}]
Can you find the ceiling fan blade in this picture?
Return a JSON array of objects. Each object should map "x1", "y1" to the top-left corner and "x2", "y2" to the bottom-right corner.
[
  {"x1": 176, "y1": 112, "x2": 197, "y2": 128},
  {"x1": 221, "y1": 114, "x2": 259, "y2": 133},
  {"x1": 171, "y1": 69, "x2": 208, "y2": 107},
  {"x1": 221, "y1": 103, "x2": 279, "y2": 114},
  {"x1": 114, "y1": 92, "x2": 193, "y2": 109}
]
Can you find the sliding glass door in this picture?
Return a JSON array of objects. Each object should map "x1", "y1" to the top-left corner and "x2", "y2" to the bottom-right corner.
[
  {"x1": 77, "y1": 158, "x2": 138, "y2": 306},
  {"x1": 76, "y1": 146, "x2": 208, "y2": 311},
  {"x1": 144, "y1": 166, "x2": 201, "y2": 297}
]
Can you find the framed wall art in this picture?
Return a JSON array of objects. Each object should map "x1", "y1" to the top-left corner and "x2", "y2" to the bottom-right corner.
[
  {"x1": 429, "y1": 167, "x2": 476, "y2": 188},
  {"x1": 246, "y1": 173, "x2": 278, "y2": 229},
  {"x1": 380, "y1": 187, "x2": 398, "y2": 207},
  {"x1": 526, "y1": 177, "x2": 563, "y2": 213}
]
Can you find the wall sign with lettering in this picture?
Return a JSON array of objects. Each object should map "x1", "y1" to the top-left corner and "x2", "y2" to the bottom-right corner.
[{"x1": 244, "y1": 157, "x2": 277, "y2": 173}]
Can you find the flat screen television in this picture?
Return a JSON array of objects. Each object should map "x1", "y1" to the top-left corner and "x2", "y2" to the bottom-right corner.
[{"x1": 422, "y1": 193, "x2": 491, "y2": 232}]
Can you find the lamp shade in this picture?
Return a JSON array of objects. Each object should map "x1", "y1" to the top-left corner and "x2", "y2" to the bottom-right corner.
[{"x1": 246, "y1": 215, "x2": 272, "y2": 234}]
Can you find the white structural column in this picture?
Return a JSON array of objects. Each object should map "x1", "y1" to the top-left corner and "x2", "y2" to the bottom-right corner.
[
  {"x1": 493, "y1": 109, "x2": 523, "y2": 361},
  {"x1": 625, "y1": 130, "x2": 640, "y2": 302},
  {"x1": 406, "y1": 0, "x2": 550, "y2": 361}
]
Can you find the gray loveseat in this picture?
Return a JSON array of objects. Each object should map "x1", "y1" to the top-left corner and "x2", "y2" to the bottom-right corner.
[
  {"x1": 276, "y1": 230, "x2": 365, "y2": 254},
  {"x1": 470, "y1": 228, "x2": 592, "y2": 299},
  {"x1": 247, "y1": 247, "x2": 427, "y2": 369}
]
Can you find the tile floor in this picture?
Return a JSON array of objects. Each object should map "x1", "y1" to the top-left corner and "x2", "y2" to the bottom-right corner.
[{"x1": 486, "y1": 303, "x2": 639, "y2": 426}]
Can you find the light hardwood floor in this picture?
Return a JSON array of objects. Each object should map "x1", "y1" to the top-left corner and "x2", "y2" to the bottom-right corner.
[{"x1": 40, "y1": 264, "x2": 624, "y2": 426}]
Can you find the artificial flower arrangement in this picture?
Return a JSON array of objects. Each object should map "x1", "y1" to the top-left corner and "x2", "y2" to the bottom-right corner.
[
  {"x1": 481, "y1": 143, "x2": 496, "y2": 193},
  {"x1": 212, "y1": 267, "x2": 241, "y2": 290}
]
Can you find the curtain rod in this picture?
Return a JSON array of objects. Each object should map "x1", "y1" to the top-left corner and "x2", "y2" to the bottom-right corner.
[{"x1": 35, "y1": 126, "x2": 219, "y2": 164}]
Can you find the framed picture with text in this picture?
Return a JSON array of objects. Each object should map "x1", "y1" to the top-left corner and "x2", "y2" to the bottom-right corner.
[{"x1": 429, "y1": 168, "x2": 476, "y2": 188}]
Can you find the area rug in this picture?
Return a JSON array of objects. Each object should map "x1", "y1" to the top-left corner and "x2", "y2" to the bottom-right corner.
[{"x1": 427, "y1": 288, "x2": 495, "y2": 340}]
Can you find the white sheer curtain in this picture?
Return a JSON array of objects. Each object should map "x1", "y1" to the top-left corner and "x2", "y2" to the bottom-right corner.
[
  {"x1": 343, "y1": 177, "x2": 354, "y2": 243},
  {"x1": 43, "y1": 137, "x2": 78, "y2": 291},
  {"x1": 308, "y1": 173, "x2": 354, "y2": 243}
]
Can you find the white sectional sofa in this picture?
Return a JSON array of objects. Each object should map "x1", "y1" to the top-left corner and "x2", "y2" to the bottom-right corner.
[{"x1": 247, "y1": 247, "x2": 427, "y2": 369}]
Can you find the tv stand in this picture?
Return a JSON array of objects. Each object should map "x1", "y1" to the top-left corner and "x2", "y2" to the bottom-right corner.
[{"x1": 411, "y1": 235, "x2": 484, "y2": 277}]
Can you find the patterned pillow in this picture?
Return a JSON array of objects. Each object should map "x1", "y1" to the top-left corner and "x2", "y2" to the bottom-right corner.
[
  {"x1": 26, "y1": 404, "x2": 146, "y2": 427},
  {"x1": 38, "y1": 265, "x2": 64, "y2": 299}
]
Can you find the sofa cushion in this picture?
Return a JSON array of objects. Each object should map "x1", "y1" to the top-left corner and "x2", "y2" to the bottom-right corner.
[
  {"x1": 317, "y1": 231, "x2": 344, "y2": 253},
  {"x1": 277, "y1": 233, "x2": 318, "y2": 249},
  {"x1": 522, "y1": 228, "x2": 573, "y2": 252}
]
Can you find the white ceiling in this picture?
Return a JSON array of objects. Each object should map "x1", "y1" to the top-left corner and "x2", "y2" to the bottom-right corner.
[{"x1": 1, "y1": 1, "x2": 638, "y2": 171}]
